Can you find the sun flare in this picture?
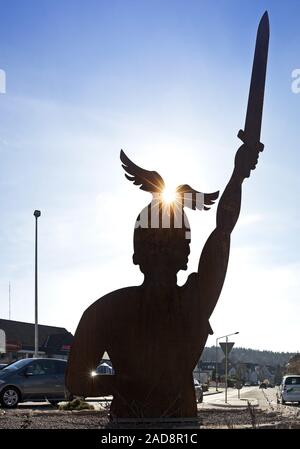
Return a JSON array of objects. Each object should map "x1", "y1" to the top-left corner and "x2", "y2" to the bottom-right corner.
[{"x1": 162, "y1": 187, "x2": 177, "y2": 204}]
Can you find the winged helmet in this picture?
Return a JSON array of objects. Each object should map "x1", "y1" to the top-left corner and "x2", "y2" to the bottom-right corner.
[{"x1": 120, "y1": 150, "x2": 219, "y2": 211}]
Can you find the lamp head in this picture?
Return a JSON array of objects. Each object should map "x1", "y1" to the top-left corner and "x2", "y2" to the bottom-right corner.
[{"x1": 34, "y1": 210, "x2": 41, "y2": 218}]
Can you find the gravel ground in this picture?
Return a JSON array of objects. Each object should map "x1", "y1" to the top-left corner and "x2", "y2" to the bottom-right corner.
[
  {"x1": 198, "y1": 407, "x2": 300, "y2": 429},
  {"x1": 1, "y1": 404, "x2": 299, "y2": 429}
]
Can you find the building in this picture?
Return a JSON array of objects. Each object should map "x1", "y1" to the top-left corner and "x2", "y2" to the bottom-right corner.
[{"x1": 0, "y1": 318, "x2": 73, "y2": 363}]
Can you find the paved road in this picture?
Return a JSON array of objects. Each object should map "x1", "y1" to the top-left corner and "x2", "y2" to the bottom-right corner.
[
  {"x1": 13, "y1": 387, "x2": 273, "y2": 409},
  {"x1": 11, "y1": 386, "x2": 300, "y2": 414},
  {"x1": 240, "y1": 386, "x2": 277, "y2": 409},
  {"x1": 202, "y1": 385, "x2": 300, "y2": 416},
  {"x1": 202, "y1": 386, "x2": 256, "y2": 404}
]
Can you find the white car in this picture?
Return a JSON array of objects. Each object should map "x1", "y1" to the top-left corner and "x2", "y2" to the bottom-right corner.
[{"x1": 277, "y1": 375, "x2": 300, "y2": 405}]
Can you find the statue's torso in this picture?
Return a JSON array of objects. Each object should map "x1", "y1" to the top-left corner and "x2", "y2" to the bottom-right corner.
[{"x1": 90, "y1": 273, "x2": 211, "y2": 418}]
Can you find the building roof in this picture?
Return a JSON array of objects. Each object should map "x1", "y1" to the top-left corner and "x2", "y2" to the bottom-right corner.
[
  {"x1": 0, "y1": 318, "x2": 72, "y2": 351},
  {"x1": 42, "y1": 332, "x2": 73, "y2": 354}
]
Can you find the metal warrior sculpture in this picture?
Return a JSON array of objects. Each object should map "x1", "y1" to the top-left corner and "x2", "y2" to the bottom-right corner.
[{"x1": 66, "y1": 12, "x2": 269, "y2": 420}]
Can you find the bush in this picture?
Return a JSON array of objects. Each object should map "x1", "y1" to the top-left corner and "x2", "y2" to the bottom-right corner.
[{"x1": 59, "y1": 398, "x2": 94, "y2": 411}]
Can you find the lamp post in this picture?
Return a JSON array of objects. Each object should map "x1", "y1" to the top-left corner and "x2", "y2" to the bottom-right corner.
[
  {"x1": 33, "y1": 210, "x2": 41, "y2": 358},
  {"x1": 215, "y1": 336, "x2": 220, "y2": 391},
  {"x1": 215, "y1": 331, "x2": 239, "y2": 399}
]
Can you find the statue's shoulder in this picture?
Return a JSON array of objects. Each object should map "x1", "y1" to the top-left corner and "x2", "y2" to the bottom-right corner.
[{"x1": 84, "y1": 286, "x2": 141, "y2": 316}]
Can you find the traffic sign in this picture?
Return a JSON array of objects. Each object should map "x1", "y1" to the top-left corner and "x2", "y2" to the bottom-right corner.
[{"x1": 219, "y1": 341, "x2": 234, "y2": 355}]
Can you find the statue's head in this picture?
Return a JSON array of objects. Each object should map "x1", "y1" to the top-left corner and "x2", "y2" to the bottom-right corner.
[
  {"x1": 132, "y1": 201, "x2": 191, "y2": 276},
  {"x1": 120, "y1": 150, "x2": 219, "y2": 278}
]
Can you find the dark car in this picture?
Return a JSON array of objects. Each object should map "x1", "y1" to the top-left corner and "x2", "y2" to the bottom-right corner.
[
  {"x1": 0, "y1": 364, "x2": 7, "y2": 370},
  {"x1": 194, "y1": 379, "x2": 203, "y2": 403},
  {"x1": 0, "y1": 358, "x2": 68, "y2": 408},
  {"x1": 201, "y1": 383, "x2": 209, "y2": 392},
  {"x1": 227, "y1": 379, "x2": 236, "y2": 388},
  {"x1": 95, "y1": 362, "x2": 115, "y2": 375},
  {"x1": 259, "y1": 382, "x2": 267, "y2": 389}
]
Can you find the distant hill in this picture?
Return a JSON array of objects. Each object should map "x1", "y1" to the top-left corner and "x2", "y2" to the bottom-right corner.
[{"x1": 201, "y1": 346, "x2": 297, "y2": 367}]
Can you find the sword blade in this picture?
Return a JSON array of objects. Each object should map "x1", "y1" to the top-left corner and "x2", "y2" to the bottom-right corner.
[{"x1": 238, "y1": 11, "x2": 269, "y2": 149}]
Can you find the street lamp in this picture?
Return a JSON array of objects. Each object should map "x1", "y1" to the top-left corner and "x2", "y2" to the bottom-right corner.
[
  {"x1": 33, "y1": 210, "x2": 41, "y2": 358},
  {"x1": 215, "y1": 331, "x2": 239, "y2": 399},
  {"x1": 215, "y1": 336, "x2": 221, "y2": 391}
]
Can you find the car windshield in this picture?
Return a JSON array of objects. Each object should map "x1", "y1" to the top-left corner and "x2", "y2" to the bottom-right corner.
[
  {"x1": 2, "y1": 359, "x2": 30, "y2": 371},
  {"x1": 285, "y1": 376, "x2": 300, "y2": 385}
]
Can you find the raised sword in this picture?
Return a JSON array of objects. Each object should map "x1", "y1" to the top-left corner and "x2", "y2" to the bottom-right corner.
[{"x1": 238, "y1": 11, "x2": 270, "y2": 152}]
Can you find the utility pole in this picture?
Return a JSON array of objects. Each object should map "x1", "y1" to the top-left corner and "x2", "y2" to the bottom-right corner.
[
  {"x1": 217, "y1": 331, "x2": 239, "y2": 402},
  {"x1": 34, "y1": 210, "x2": 41, "y2": 358},
  {"x1": 8, "y1": 282, "x2": 11, "y2": 320},
  {"x1": 225, "y1": 336, "x2": 228, "y2": 403},
  {"x1": 215, "y1": 338, "x2": 219, "y2": 391}
]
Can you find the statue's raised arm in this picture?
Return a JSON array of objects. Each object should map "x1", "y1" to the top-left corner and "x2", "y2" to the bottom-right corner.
[
  {"x1": 197, "y1": 11, "x2": 269, "y2": 319},
  {"x1": 197, "y1": 141, "x2": 264, "y2": 319}
]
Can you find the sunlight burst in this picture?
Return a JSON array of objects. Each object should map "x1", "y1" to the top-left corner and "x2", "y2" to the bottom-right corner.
[{"x1": 162, "y1": 186, "x2": 177, "y2": 204}]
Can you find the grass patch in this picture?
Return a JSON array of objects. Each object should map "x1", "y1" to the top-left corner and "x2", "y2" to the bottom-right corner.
[{"x1": 59, "y1": 398, "x2": 94, "y2": 411}]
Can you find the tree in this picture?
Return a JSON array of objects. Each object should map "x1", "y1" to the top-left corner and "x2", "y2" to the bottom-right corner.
[
  {"x1": 274, "y1": 364, "x2": 284, "y2": 385},
  {"x1": 286, "y1": 354, "x2": 300, "y2": 375}
]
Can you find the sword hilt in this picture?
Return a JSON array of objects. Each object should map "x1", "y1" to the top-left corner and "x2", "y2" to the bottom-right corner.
[{"x1": 237, "y1": 129, "x2": 264, "y2": 152}]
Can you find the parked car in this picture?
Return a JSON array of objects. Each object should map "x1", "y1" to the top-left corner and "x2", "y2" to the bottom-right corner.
[
  {"x1": 194, "y1": 379, "x2": 203, "y2": 403},
  {"x1": 227, "y1": 379, "x2": 236, "y2": 388},
  {"x1": 0, "y1": 358, "x2": 69, "y2": 408},
  {"x1": 0, "y1": 364, "x2": 7, "y2": 370},
  {"x1": 259, "y1": 382, "x2": 267, "y2": 389},
  {"x1": 201, "y1": 383, "x2": 209, "y2": 392},
  {"x1": 95, "y1": 362, "x2": 115, "y2": 375},
  {"x1": 277, "y1": 375, "x2": 300, "y2": 405}
]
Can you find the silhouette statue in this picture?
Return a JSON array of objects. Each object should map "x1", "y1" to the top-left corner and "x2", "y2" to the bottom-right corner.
[{"x1": 66, "y1": 12, "x2": 269, "y2": 420}]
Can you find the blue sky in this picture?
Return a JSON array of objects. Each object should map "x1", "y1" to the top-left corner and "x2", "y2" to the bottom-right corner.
[{"x1": 0, "y1": 0, "x2": 299, "y2": 352}]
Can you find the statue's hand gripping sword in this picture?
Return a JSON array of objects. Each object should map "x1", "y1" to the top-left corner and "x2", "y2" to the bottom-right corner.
[{"x1": 238, "y1": 11, "x2": 269, "y2": 155}]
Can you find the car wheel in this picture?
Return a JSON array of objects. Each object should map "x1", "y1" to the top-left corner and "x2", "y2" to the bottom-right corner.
[
  {"x1": 0, "y1": 386, "x2": 20, "y2": 408},
  {"x1": 281, "y1": 397, "x2": 286, "y2": 405}
]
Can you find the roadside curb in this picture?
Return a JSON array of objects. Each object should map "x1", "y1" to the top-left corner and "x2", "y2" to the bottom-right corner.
[
  {"x1": 204, "y1": 398, "x2": 259, "y2": 408},
  {"x1": 203, "y1": 391, "x2": 224, "y2": 397}
]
